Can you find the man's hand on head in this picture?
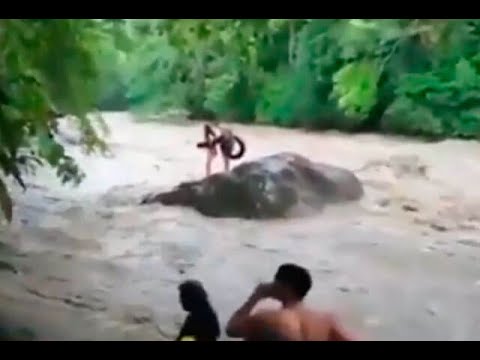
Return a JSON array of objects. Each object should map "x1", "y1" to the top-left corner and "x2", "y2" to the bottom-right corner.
[{"x1": 251, "y1": 282, "x2": 275, "y2": 301}]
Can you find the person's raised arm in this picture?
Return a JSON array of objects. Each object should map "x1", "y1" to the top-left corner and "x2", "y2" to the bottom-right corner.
[{"x1": 225, "y1": 284, "x2": 271, "y2": 338}]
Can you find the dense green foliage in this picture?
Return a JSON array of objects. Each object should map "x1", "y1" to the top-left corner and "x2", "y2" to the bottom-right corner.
[
  {"x1": 3, "y1": 19, "x2": 480, "y2": 221},
  {"x1": 98, "y1": 19, "x2": 480, "y2": 139},
  {"x1": 0, "y1": 19, "x2": 108, "y2": 221}
]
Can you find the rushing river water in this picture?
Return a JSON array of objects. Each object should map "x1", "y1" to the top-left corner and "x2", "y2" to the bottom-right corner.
[{"x1": 1, "y1": 112, "x2": 480, "y2": 340}]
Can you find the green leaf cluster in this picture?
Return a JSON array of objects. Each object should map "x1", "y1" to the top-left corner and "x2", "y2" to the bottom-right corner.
[{"x1": 0, "y1": 19, "x2": 107, "y2": 221}]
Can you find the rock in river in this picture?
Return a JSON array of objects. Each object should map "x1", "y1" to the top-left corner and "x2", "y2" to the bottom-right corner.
[{"x1": 141, "y1": 152, "x2": 363, "y2": 219}]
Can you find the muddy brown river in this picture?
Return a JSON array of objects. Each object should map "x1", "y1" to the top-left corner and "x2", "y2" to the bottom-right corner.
[{"x1": 1, "y1": 112, "x2": 480, "y2": 341}]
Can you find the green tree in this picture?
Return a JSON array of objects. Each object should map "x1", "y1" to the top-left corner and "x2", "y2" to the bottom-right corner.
[
  {"x1": 114, "y1": 19, "x2": 480, "y2": 138},
  {"x1": 0, "y1": 19, "x2": 107, "y2": 222}
]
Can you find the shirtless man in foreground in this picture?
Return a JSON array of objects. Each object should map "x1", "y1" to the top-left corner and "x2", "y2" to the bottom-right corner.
[{"x1": 226, "y1": 263, "x2": 358, "y2": 341}]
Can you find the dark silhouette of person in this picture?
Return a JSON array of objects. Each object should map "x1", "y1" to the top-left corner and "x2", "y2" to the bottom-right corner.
[
  {"x1": 176, "y1": 280, "x2": 221, "y2": 341},
  {"x1": 226, "y1": 263, "x2": 358, "y2": 341}
]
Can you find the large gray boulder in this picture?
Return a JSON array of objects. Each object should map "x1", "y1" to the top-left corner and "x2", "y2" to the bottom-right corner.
[{"x1": 141, "y1": 152, "x2": 363, "y2": 219}]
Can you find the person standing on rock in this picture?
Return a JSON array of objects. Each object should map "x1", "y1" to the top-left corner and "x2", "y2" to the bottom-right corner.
[
  {"x1": 226, "y1": 263, "x2": 358, "y2": 341},
  {"x1": 176, "y1": 280, "x2": 221, "y2": 341},
  {"x1": 196, "y1": 123, "x2": 246, "y2": 177}
]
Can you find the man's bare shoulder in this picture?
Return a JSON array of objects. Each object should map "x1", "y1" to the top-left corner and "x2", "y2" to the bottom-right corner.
[
  {"x1": 301, "y1": 307, "x2": 335, "y2": 320},
  {"x1": 251, "y1": 308, "x2": 283, "y2": 321},
  {"x1": 293, "y1": 307, "x2": 350, "y2": 340},
  {"x1": 252, "y1": 307, "x2": 305, "y2": 329},
  {"x1": 248, "y1": 308, "x2": 302, "y2": 340},
  {"x1": 299, "y1": 308, "x2": 359, "y2": 341}
]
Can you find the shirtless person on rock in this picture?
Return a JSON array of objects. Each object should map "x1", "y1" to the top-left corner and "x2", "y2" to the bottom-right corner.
[{"x1": 226, "y1": 263, "x2": 358, "y2": 341}]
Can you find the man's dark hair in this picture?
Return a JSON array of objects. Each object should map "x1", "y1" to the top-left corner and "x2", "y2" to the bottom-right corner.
[{"x1": 274, "y1": 263, "x2": 312, "y2": 299}]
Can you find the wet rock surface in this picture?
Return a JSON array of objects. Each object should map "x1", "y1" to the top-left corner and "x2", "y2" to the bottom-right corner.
[
  {"x1": 1, "y1": 113, "x2": 480, "y2": 341},
  {"x1": 141, "y1": 152, "x2": 363, "y2": 219}
]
